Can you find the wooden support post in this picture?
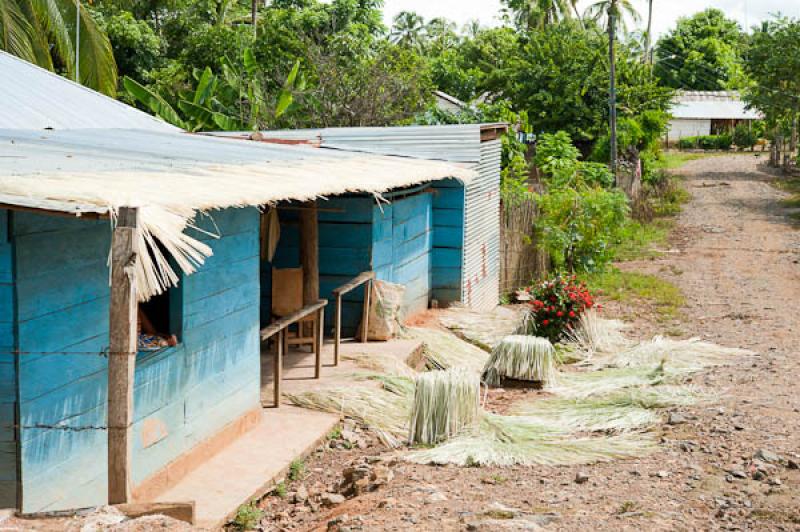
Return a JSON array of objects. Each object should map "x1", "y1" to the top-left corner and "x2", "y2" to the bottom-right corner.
[
  {"x1": 299, "y1": 202, "x2": 319, "y2": 305},
  {"x1": 273, "y1": 329, "x2": 283, "y2": 408},
  {"x1": 314, "y1": 307, "x2": 324, "y2": 379},
  {"x1": 333, "y1": 294, "x2": 342, "y2": 366},
  {"x1": 360, "y1": 279, "x2": 371, "y2": 344},
  {"x1": 108, "y1": 207, "x2": 139, "y2": 505}
]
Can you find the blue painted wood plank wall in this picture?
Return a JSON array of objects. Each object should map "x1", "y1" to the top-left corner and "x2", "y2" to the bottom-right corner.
[
  {"x1": 373, "y1": 192, "x2": 434, "y2": 315},
  {"x1": 14, "y1": 208, "x2": 260, "y2": 512},
  {"x1": 0, "y1": 209, "x2": 17, "y2": 508},
  {"x1": 261, "y1": 198, "x2": 374, "y2": 338},
  {"x1": 431, "y1": 180, "x2": 465, "y2": 305}
]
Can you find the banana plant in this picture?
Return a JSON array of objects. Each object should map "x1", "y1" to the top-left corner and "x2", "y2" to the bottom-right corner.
[{"x1": 123, "y1": 48, "x2": 303, "y2": 132}]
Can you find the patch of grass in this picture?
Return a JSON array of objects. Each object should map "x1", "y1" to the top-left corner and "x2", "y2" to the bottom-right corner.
[
  {"x1": 617, "y1": 500, "x2": 639, "y2": 514},
  {"x1": 232, "y1": 502, "x2": 264, "y2": 530},
  {"x1": 584, "y1": 268, "x2": 685, "y2": 320},
  {"x1": 614, "y1": 219, "x2": 671, "y2": 261},
  {"x1": 272, "y1": 481, "x2": 287, "y2": 498},
  {"x1": 288, "y1": 459, "x2": 305, "y2": 481},
  {"x1": 654, "y1": 152, "x2": 711, "y2": 171},
  {"x1": 327, "y1": 426, "x2": 342, "y2": 440}
]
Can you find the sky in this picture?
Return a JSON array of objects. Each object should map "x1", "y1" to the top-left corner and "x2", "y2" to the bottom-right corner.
[{"x1": 382, "y1": 0, "x2": 800, "y2": 37}]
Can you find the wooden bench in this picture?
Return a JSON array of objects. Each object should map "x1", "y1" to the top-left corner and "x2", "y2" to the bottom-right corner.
[
  {"x1": 260, "y1": 299, "x2": 327, "y2": 408},
  {"x1": 331, "y1": 271, "x2": 375, "y2": 366}
]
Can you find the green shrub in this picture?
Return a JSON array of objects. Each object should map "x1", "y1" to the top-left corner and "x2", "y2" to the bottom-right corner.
[
  {"x1": 535, "y1": 186, "x2": 630, "y2": 272},
  {"x1": 733, "y1": 123, "x2": 757, "y2": 150},
  {"x1": 679, "y1": 134, "x2": 732, "y2": 151},
  {"x1": 715, "y1": 134, "x2": 732, "y2": 150},
  {"x1": 577, "y1": 162, "x2": 614, "y2": 188},
  {"x1": 534, "y1": 131, "x2": 581, "y2": 188}
]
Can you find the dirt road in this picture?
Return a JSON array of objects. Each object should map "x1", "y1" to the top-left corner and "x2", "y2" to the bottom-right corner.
[{"x1": 257, "y1": 153, "x2": 800, "y2": 531}]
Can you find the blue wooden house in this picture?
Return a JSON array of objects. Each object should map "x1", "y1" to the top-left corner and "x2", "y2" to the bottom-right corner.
[
  {"x1": 0, "y1": 126, "x2": 470, "y2": 513},
  {"x1": 0, "y1": 206, "x2": 262, "y2": 512}
]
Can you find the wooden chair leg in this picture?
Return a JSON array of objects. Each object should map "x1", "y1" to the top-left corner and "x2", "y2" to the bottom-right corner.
[
  {"x1": 334, "y1": 295, "x2": 342, "y2": 366},
  {"x1": 273, "y1": 330, "x2": 283, "y2": 408},
  {"x1": 361, "y1": 280, "x2": 371, "y2": 343},
  {"x1": 314, "y1": 308, "x2": 323, "y2": 379}
]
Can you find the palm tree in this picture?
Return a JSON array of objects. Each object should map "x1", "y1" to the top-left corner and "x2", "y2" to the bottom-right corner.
[
  {"x1": 0, "y1": 0, "x2": 117, "y2": 95},
  {"x1": 584, "y1": 0, "x2": 640, "y2": 34},
  {"x1": 426, "y1": 17, "x2": 457, "y2": 50},
  {"x1": 506, "y1": 0, "x2": 574, "y2": 30},
  {"x1": 462, "y1": 19, "x2": 482, "y2": 39},
  {"x1": 644, "y1": 0, "x2": 654, "y2": 62},
  {"x1": 390, "y1": 11, "x2": 426, "y2": 50}
]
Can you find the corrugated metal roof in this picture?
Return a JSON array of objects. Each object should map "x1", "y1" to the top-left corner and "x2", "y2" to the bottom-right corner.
[
  {"x1": 212, "y1": 124, "x2": 507, "y2": 164},
  {"x1": 670, "y1": 91, "x2": 761, "y2": 120},
  {"x1": 0, "y1": 51, "x2": 178, "y2": 132}
]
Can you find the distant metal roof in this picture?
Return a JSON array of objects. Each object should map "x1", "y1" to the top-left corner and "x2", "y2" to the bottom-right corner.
[
  {"x1": 212, "y1": 123, "x2": 508, "y2": 164},
  {"x1": 0, "y1": 51, "x2": 178, "y2": 132},
  {"x1": 670, "y1": 91, "x2": 761, "y2": 120},
  {"x1": 433, "y1": 90, "x2": 468, "y2": 109}
]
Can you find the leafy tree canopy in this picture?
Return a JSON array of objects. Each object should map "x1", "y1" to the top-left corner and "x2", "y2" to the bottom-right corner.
[
  {"x1": 743, "y1": 17, "x2": 800, "y2": 127},
  {"x1": 654, "y1": 8, "x2": 746, "y2": 90}
]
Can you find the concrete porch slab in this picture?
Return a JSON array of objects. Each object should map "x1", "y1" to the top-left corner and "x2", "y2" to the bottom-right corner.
[
  {"x1": 153, "y1": 406, "x2": 338, "y2": 529},
  {"x1": 260, "y1": 338, "x2": 424, "y2": 404}
]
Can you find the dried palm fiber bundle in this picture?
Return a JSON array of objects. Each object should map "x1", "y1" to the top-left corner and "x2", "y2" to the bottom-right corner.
[
  {"x1": 510, "y1": 386, "x2": 710, "y2": 432},
  {"x1": 286, "y1": 375, "x2": 414, "y2": 447},
  {"x1": 341, "y1": 352, "x2": 418, "y2": 378},
  {"x1": 482, "y1": 335, "x2": 558, "y2": 387},
  {"x1": 562, "y1": 309, "x2": 630, "y2": 361},
  {"x1": 409, "y1": 368, "x2": 480, "y2": 445},
  {"x1": 595, "y1": 336, "x2": 752, "y2": 372},
  {"x1": 438, "y1": 305, "x2": 525, "y2": 351},
  {"x1": 404, "y1": 327, "x2": 490, "y2": 374},
  {"x1": 406, "y1": 412, "x2": 656, "y2": 467}
]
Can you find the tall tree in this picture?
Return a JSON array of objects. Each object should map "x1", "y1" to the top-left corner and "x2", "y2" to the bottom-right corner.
[
  {"x1": 644, "y1": 0, "x2": 653, "y2": 62},
  {"x1": 743, "y1": 17, "x2": 800, "y2": 151},
  {"x1": 584, "y1": 0, "x2": 640, "y2": 34},
  {"x1": 502, "y1": 0, "x2": 574, "y2": 30},
  {"x1": 426, "y1": 17, "x2": 458, "y2": 51},
  {"x1": 390, "y1": 10, "x2": 425, "y2": 49},
  {"x1": 654, "y1": 8, "x2": 745, "y2": 90},
  {"x1": 0, "y1": 0, "x2": 117, "y2": 94}
]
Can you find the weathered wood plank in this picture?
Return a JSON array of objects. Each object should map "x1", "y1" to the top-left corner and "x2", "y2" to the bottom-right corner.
[{"x1": 299, "y1": 203, "x2": 319, "y2": 309}]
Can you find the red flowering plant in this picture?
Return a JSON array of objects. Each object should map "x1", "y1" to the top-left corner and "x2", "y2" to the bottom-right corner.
[{"x1": 515, "y1": 275, "x2": 598, "y2": 342}]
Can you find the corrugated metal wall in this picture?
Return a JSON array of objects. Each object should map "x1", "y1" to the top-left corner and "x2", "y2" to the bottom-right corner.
[{"x1": 461, "y1": 140, "x2": 501, "y2": 311}]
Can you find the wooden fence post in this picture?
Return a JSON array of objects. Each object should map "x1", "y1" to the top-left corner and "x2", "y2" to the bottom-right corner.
[{"x1": 108, "y1": 207, "x2": 139, "y2": 505}]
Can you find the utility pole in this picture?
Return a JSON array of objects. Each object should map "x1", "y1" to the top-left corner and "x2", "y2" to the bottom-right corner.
[
  {"x1": 252, "y1": 0, "x2": 258, "y2": 37},
  {"x1": 75, "y1": 0, "x2": 80, "y2": 84},
  {"x1": 608, "y1": 2, "x2": 618, "y2": 181}
]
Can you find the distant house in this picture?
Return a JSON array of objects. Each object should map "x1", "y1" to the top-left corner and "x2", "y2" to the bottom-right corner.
[
  {"x1": 667, "y1": 91, "x2": 761, "y2": 142},
  {"x1": 433, "y1": 91, "x2": 468, "y2": 114}
]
